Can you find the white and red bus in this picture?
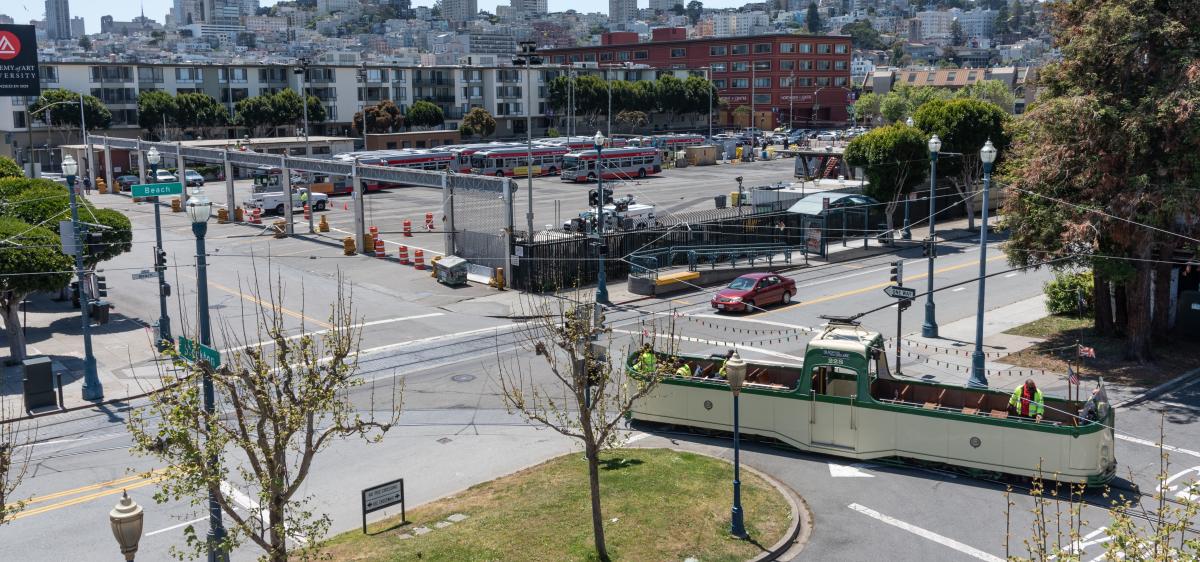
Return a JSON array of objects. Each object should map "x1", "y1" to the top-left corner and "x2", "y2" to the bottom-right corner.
[
  {"x1": 469, "y1": 145, "x2": 571, "y2": 177},
  {"x1": 447, "y1": 142, "x2": 522, "y2": 173},
  {"x1": 536, "y1": 136, "x2": 629, "y2": 151},
  {"x1": 629, "y1": 133, "x2": 706, "y2": 151},
  {"x1": 333, "y1": 149, "x2": 456, "y2": 191},
  {"x1": 560, "y1": 147, "x2": 663, "y2": 182}
]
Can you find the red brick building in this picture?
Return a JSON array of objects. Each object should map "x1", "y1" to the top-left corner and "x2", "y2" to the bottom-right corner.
[{"x1": 541, "y1": 30, "x2": 854, "y2": 130}]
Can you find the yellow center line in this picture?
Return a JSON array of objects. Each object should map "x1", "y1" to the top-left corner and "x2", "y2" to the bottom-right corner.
[
  {"x1": 177, "y1": 273, "x2": 333, "y2": 330},
  {"x1": 20, "y1": 472, "x2": 149, "y2": 506},
  {"x1": 9, "y1": 470, "x2": 166, "y2": 521},
  {"x1": 767, "y1": 255, "x2": 1007, "y2": 314}
]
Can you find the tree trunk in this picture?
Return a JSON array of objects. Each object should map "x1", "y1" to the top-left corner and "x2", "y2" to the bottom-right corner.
[
  {"x1": 1114, "y1": 283, "x2": 1128, "y2": 336},
  {"x1": 1152, "y1": 243, "x2": 1175, "y2": 342},
  {"x1": 585, "y1": 441, "x2": 609, "y2": 561},
  {"x1": 1, "y1": 295, "x2": 26, "y2": 363},
  {"x1": 962, "y1": 189, "x2": 976, "y2": 231},
  {"x1": 1093, "y1": 273, "x2": 1115, "y2": 337},
  {"x1": 1124, "y1": 263, "x2": 1153, "y2": 363},
  {"x1": 268, "y1": 494, "x2": 287, "y2": 562}
]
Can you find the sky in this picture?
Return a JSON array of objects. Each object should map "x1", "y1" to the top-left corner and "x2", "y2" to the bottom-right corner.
[{"x1": 3, "y1": 0, "x2": 748, "y2": 37}]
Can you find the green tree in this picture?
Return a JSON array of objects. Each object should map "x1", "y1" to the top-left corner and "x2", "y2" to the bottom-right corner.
[
  {"x1": 0, "y1": 217, "x2": 73, "y2": 361},
  {"x1": 684, "y1": 75, "x2": 718, "y2": 120},
  {"x1": 733, "y1": 105, "x2": 752, "y2": 126},
  {"x1": 303, "y1": 94, "x2": 327, "y2": 125},
  {"x1": 616, "y1": 110, "x2": 648, "y2": 133},
  {"x1": 269, "y1": 89, "x2": 305, "y2": 133},
  {"x1": 840, "y1": 20, "x2": 887, "y2": 50},
  {"x1": 28, "y1": 89, "x2": 112, "y2": 134},
  {"x1": 913, "y1": 97, "x2": 1010, "y2": 231},
  {"x1": 853, "y1": 92, "x2": 883, "y2": 124},
  {"x1": 1008, "y1": 0, "x2": 1025, "y2": 33},
  {"x1": 950, "y1": 19, "x2": 966, "y2": 46},
  {"x1": 806, "y1": 2, "x2": 822, "y2": 33},
  {"x1": 843, "y1": 124, "x2": 931, "y2": 234},
  {"x1": 234, "y1": 95, "x2": 275, "y2": 137},
  {"x1": 405, "y1": 100, "x2": 445, "y2": 130},
  {"x1": 0, "y1": 157, "x2": 22, "y2": 179},
  {"x1": 672, "y1": 3, "x2": 685, "y2": 16},
  {"x1": 994, "y1": 2, "x2": 1010, "y2": 36},
  {"x1": 686, "y1": 0, "x2": 704, "y2": 24},
  {"x1": 175, "y1": 93, "x2": 229, "y2": 137},
  {"x1": 353, "y1": 100, "x2": 402, "y2": 134},
  {"x1": 5, "y1": 185, "x2": 132, "y2": 268},
  {"x1": 78, "y1": 36, "x2": 92, "y2": 51},
  {"x1": 954, "y1": 80, "x2": 1017, "y2": 113},
  {"x1": 137, "y1": 90, "x2": 177, "y2": 140},
  {"x1": 461, "y1": 107, "x2": 497, "y2": 138},
  {"x1": 654, "y1": 75, "x2": 688, "y2": 126},
  {"x1": 1000, "y1": 0, "x2": 1200, "y2": 360}
]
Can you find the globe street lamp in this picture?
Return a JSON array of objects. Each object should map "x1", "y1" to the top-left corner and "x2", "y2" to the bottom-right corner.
[
  {"x1": 62, "y1": 155, "x2": 102, "y2": 400},
  {"x1": 109, "y1": 490, "x2": 144, "y2": 561},
  {"x1": 922, "y1": 134, "x2": 942, "y2": 338},
  {"x1": 593, "y1": 130, "x2": 609, "y2": 306},
  {"x1": 186, "y1": 187, "x2": 227, "y2": 560},
  {"x1": 726, "y1": 350, "x2": 749, "y2": 539},
  {"x1": 969, "y1": 140, "x2": 998, "y2": 389},
  {"x1": 146, "y1": 147, "x2": 173, "y2": 351}
]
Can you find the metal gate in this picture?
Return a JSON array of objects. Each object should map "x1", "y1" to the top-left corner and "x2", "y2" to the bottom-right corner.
[{"x1": 445, "y1": 176, "x2": 515, "y2": 275}]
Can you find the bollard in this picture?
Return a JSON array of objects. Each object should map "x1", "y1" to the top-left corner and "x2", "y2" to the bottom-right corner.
[
  {"x1": 425, "y1": 212, "x2": 434, "y2": 231},
  {"x1": 217, "y1": 208, "x2": 229, "y2": 224},
  {"x1": 374, "y1": 237, "x2": 386, "y2": 258},
  {"x1": 303, "y1": 203, "x2": 312, "y2": 221},
  {"x1": 398, "y1": 245, "x2": 410, "y2": 265},
  {"x1": 97, "y1": 178, "x2": 109, "y2": 194},
  {"x1": 171, "y1": 198, "x2": 182, "y2": 212},
  {"x1": 494, "y1": 267, "x2": 506, "y2": 290},
  {"x1": 318, "y1": 214, "x2": 330, "y2": 232},
  {"x1": 234, "y1": 207, "x2": 244, "y2": 222},
  {"x1": 342, "y1": 236, "x2": 356, "y2": 256},
  {"x1": 403, "y1": 219, "x2": 412, "y2": 237},
  {"x1": 430, "y1": 255, "x2": 441, "y2": 278},
  {"x1": 413, "y1": 249, "x2": 425, "y2": 270}
]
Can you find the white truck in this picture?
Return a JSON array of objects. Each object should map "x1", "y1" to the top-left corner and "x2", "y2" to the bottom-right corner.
[
  {"x1": 563, "y1": 196, "x2": 657, "y2": 233},
  {"x1": 245, "y1": 187, "x2": 328, "y2": 215}
]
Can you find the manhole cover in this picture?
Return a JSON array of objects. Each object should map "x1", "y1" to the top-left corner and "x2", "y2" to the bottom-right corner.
[
  {"x1": 437, "y1": 437, "x2": 452, "y2": 444},
  {"x1": 451, "y1": 374, "x2": 476, "y2": 383}
]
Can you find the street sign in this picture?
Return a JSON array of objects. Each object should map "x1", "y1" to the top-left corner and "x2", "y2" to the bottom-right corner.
[
  {"x1": 177, "y1": 336, "x2": 221, "y2": 368},
  {"x1": 131, "y1": 269, "x2": 155, "y2": 280},
  {"x1": 884, "y1": 286, "x2": 917, "y2": 300},
  {"x1": 131, "y1": 182, "x2": 184, "y2": 198},
  {"x1": 361, "y1": 478, "x2": 405, "y2": 534}
]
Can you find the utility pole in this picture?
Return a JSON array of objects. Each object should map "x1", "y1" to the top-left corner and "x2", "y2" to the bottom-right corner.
[
  {"x1": 707, "y1": 65, "x2": 713, "y2": 141},
  {"x1": 295, "y1": 58, "x2": 310, "y2": 154}
]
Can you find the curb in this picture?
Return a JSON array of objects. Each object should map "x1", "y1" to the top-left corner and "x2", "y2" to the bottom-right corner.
[{"x1": 1112, "y1": 366, "x2": 1200, "y2": 409}]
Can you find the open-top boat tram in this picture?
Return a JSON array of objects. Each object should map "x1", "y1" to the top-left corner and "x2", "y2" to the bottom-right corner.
[{"x1": 627, "y1": 319, "x2": 1117, "y2": 485}]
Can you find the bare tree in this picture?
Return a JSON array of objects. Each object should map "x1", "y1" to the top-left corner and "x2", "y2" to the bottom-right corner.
[
  {"x1": 127, "y1": 274, "x2": 402, "y2": 561},
  {"x1": 498, "y1": 296, "x2": 679, "y2": 562},
  {"x1": 0, "y1": 400, "x2": 34, "y2": 525}
]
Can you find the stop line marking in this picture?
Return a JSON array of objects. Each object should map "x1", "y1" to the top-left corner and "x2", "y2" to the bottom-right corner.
[{"x1": 848, "y1": 503, "x2": 1004, "y2": 562}]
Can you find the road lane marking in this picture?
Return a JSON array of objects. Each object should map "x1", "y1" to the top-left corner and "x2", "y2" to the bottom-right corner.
[
  {"x1": 11, "y1": 471, "x2": 165, "y2": 521},
  {"x1": 952, "y1": 287, "x2": 966, "y2": 292},
  {"x1": 145, "y1": 515, "x2": 209, "y2": 537},
  {"x1": 848, "y1": 503, "x2": 1004, "y2": 562},
  {"x1": 1115, "y1": 433, "x2": 1200, "y2": 458},
  {"x1": 222, "y1": 313, "x2": 444, "y2": 353},
  {"x1": 357, "y1": 323, "x2": 525, "y2": 356},
  {"x1": 769, "y1": 255, "x2": 1008, "y2": 314},
  {"x1": 19, "y1": 471, "x2": 152, "y2": 506},
  {"x1": 1004, "y1": 273, "x2": 1018, "y2": 278}
]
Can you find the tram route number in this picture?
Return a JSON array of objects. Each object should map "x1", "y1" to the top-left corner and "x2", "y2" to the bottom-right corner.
[{"x1": 821, "y1": 349, "x2": 850, "y2": 365}]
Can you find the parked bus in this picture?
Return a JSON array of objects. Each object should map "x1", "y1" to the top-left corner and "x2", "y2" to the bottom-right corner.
[
  {"x1": 560, "y1": 147, "x2": 663, "y2": 182},
  {"x1": 331, "y1": 149, "x2": 456, "y2": 192},
  {"x1": 536, "y1": 136, "x2": 629, "y2": 151},
  {"x1": 470, "y1": 145, "x2": 571, "y2": 177},
  {"x1": 630, "y1": 133, "x2": 706, "y2": 151},
  {"x1": 448, "y1": 142, "x2": 522, "y2": 173}
]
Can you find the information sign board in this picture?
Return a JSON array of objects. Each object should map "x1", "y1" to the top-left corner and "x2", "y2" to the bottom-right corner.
[
  {"x1": 361, "y1": 478, "x2": 405, "y2": 534},
  {"x1": 0, "y1": 25, "x2": 40, "y2": 97}
]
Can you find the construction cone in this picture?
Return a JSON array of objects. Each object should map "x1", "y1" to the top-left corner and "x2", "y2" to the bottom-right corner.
[
  {"x1": 374, "y1": 237, "x2": 386, "y2": 258},
  {"x1": 303, "y1": 203, "x2": 311, "y2": 221},
  {"x1": 425, "y1": 212, "x2": 434, "y2": 231},
  {"x1": 413, "y1": 249, "x2": 425, "y2": 270},
  {"x1": 398, "y1": 245, "x2": 410, "y2": 265}
]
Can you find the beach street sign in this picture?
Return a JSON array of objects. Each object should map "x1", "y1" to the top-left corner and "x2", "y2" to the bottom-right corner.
[
  {"x1": 178, "y1": 336, "x2": 221, "y2": 368},
  {"x1": 884, "y1": 286, "x2": 917, "y2": 300},
  {"x1": 131, "y1": 182, "x2": 184, "y2": 198}
]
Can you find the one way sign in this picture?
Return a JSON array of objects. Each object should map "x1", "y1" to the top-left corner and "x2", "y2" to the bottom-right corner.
[{"x1": 884, "y1": 285, "x2": 917, "y2": 299}]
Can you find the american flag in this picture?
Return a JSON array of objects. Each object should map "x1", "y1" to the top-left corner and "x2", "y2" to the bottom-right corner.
[
  {"x1": 1068, "y1": 364, "x2": 1079, "y2": 386},
  {"x1": 1078, "y1": 345, "x2": 1096, "y2": 359}
]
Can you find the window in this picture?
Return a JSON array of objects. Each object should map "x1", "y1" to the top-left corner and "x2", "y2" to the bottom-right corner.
[
  {"x1": 780, "y1": 76, "x2": 795, "y2": 87},
  {"x1": 175, "y1": 67, "x2": 202, "y2": 82},
  {"x1": 798, "y1": 60, "x2": 814, "y2": 71},
  {"x1": 835, "y1": 60, "x2": 848, "y2": 70},
  {"x1": 834, "y1": 77, "x2": 848, "y2": 86},
  {"x1": 780, "y1": 43, "x2": 795, "y2": 54},
  {"x1": 926, "y1": 73, "x2": 935, "y2": 82},
  {"x1": 967, "y1": 71, "x2": 978, "y2": 81},
  {"x1": 817, "y1": 60, "x2": 831, "y2": 71},
  {"x1": 753, "y1": 60, "x2": 771, "y2": 70},
  {"x1": 670, "y1": 48, "x2": 686, "y2": 58},
  {"x1": 754, "y1": 43, "x2": 772, "y2": 54},
  {"x1": 366, "y1": 69, "x2": 385, "y2": 82},
  {"x1": 817, "y1": 44, "x2": 832, "y2": 54},
  {"x1": 947, "y1": 72, "x2": 958, "y2": 81},
  {"x1": 137, "y1": 67, "x2": 163, "y2": 82},
  {"x1": 583, "y1": 53, "x2": 596, "y2": 62},
  {"x1": 731, "y1": 78, "x2": 749, "y2": 88},
  {"x1": 907, "y1": 73, "x2": 917, "y2": 82},
  {"x1": 219, "y1": 68, "x2": 247, "y2": 83},
  {"x1": 635, "y1": 50, "x2": 648, "y2": 60},
  {"x1": 710, "y1": 62, "x2": 727, "y2": 72},
  {"x1": 600, "y1": 52, "x2": 613, "y2": 61},
  {"x1": 731, "y1": 61, "x2": 750, "y2": 72},
  {"x1": 816, "y1": 76, "x2": 831, "y2": 86},
  {"x1": 753, "y1": 93, "x2": 771, "y2": 104},
  {"x1": 713, "y1": 79, "x2": 727, "y2": 88},
  {"x1": 754, "y1": 77, "x2": 770, "y2": 88},
  {"x1": 780, "y1": 60, "x2": 795, "y2": 71},
  {"x1": 835, "y1": 44, "x2": 848, "y2": 54},
  {"x1": 619, "y1": 51, "x2": 630, "y2": 61},
  {"x1": 710, "y1": 45, "x2": 727, "y2": 56},
  {"x1": 797, "y1": 77, "x2": 813, "y2": 86},
  {"x1": 13, "y1": 111, "x2": 26, "y2": 128},
  {"x1": 799, "y1": 43, "x2": 812, "y2": 53},
  {"x1": 497, "y1": 86, "x2": 523, "y2": 98},
  {"x1": 220, "y1": 88, "x2": 249, "y2": 103},
  {"x1": 39, "y1": 66, "x2": 58, "y2": 81},
  {"x1": 394, "y1": 69, "x2": 406, "y2": 81},
  {"x1": 731, "y1": 44, "x2": 749, "y2": 55}
]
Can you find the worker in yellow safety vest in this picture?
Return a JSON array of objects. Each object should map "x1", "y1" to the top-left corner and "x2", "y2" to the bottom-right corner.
[
  {"x1": 674, "y1": 363, "x2": 692, "y2": 378},
  {"x1": 637, "y1": 344, "x2": 656, "y2": 373},
  {"x1": 717, "y1": 349, "x2": 735, "y2": 379},
  {"x1": 1009, "y1": 379, "x2": 1045, "y2": 422}
]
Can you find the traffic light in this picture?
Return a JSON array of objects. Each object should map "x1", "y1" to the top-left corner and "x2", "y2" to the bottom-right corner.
[
  {"x1": 602, "y1": 187, "x2": 614, "y2": 205},
  {"x1": 85, "y1": 231, "x2": 103, "y2": 256},
  {"x1": 154, "y1": 247, "x2": 167, "y2": 272},
  {"x1": 890, "y1": 260, "x2": 904, "y2": 286},
  {"x1": 95, "y1": 275, "x2": 108, "y2": 298},
  {"x1": 588, "y1": 189, "x2": 599, "y2": 207},
  {"x1": 160, "y1": 282, "x2": 171, "y2": 297},
  {"x1": 922, "y1": 237, "x2": 937, "y2": 258}
]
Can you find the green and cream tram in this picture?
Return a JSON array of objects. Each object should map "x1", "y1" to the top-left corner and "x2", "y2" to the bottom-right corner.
[{"x1": 627, "y1": 322, "x2": 1117, "y2": 485}]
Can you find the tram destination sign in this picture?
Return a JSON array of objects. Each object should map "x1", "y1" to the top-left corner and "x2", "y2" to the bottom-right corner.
[
  {"x1": 0, "y1": 25, "x2": 40, "y2": 97},
  {"x1": 884, "y1": 285, "x2": 917, "y2": 300},
  {"x1": 361, "y1": 478, "x2": 405, "y2": 534},
  {"x1": 131, "y1": 182, "x2": 184, "y2": 198}
]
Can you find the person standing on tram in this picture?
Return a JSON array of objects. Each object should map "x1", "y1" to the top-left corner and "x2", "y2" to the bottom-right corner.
[
  {"x1": 636, "y1": 343, "x2": 657, "y2": 374},
  {"x1": 1009, "y1": 379, "x2": 1045, "y2": 422},
  {"x1": 717, "y1": 349, "x2": 736, "y2": 380}
]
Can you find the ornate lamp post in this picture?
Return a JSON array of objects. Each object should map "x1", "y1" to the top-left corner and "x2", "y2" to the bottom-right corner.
[
  {"x1": 922, "y1": 134, "x2": 942, "y2": 338},
  {"x1": 726, "y1": 350, "x2": 749, "y2": 539},
  {"x1": 109, "y1": 490, "x2": 144, "y2": 561},
  {"x1": 593, "y1": 130, "x2": 609, "y2": 305},
  {"x1": 185, "y1": 187, "x2": 227, "y2": 560},
  {"x1": 63, "y1": 155, "x2": 102, "y2": 400},
  {"x1": 969, "y1": 140, "x2": 998, "y2": 389}
]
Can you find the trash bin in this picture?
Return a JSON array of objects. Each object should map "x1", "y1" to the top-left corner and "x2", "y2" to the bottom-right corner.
[
  {"x1": 435, "y1": 255, "x2": 469, "y2": 286},
  {"x1": 22, "y1": 356, "x2": 57, "y2": 412},
  {"x1": 729, "y1": 191, "x2": 740, "y2": 206},
  {"x1": 714, "y1": 194, "x2": 727, "y2": 209}
]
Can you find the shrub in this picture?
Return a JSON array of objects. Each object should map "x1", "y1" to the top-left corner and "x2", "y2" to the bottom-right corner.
[
  {"x1": 0, "y1": 156, "x2": 23, "y2": 179},
  {"x1": 1044, "y1": 270, "x2": 1093, "y2": 316},
  {"x1": 546, "y1": 127, "x2": 560, "y2": 138}
]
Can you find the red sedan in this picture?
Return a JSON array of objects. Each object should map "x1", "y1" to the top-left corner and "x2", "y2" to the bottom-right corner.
[{"x1": 710, "y1": 273, "x2": 797, "y2": 313}]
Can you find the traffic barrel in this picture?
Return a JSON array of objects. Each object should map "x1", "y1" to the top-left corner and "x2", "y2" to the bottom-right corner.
[
  {"x1": 369, "y1": 225, "x2": 379, "y2": 241},
  {"x1": 413, "y1": 249, "x2": 425, "y2": 270},
  {"x1": 303, "y1": 203, "x2": 311, "y2": 221},
  {"x1": 403, "y1": 219, "x2": 412, "y2": 237},
  {"x1": 249, "y1": 207, "x2": 262, "y2": 224},
  {"x1": 425, "y1": 212, "x2": 434, "y2": 231},
  {"x1": 374, "y1": 237, "x2": 386, "y2": 258},
  {"x1": 398, "y1": 245, "x2": 410, "y2": 265}
]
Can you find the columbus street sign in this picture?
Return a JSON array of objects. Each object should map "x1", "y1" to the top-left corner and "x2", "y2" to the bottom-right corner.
[{"x1": 0, "y1": 25, "x2": 40, "y2": 97}]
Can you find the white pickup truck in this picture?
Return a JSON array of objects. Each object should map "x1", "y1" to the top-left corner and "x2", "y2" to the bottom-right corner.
[{"x1": 245, "y1": 187, "x2": 329, "y2": 215}]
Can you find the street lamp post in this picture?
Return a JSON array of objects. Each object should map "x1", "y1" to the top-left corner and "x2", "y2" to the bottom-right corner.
[
  {"x1": 357, "y1": 63, "x2": 368, "y2": 150},
  {"x1": 62, "y1": 155, "x2": 101, "y2": 401},
  {"x1": 969, "y1": 140, "x2": 997, "y2": 388},
  {"x1": 147, "y1": 147, "x2": 172, "y2": 350},
  {"x1": 593, "y1": 131, "x2": 609, "y2": 305},
  {"x1": 109, "y1": 490, "x2": 144, "y2": 561},
  {"x1": 725, "y1": 350, "x2": 749, "y2": 539},
  {"x1": 294, "y1": 58, "x2": 310, "y2": 153},
  {"x1": 514, "y1": 41, "x2": 541, "y2": 241},
  {"x1": 922, "y1": 134, "x2": 941, "y2": 338},
  {"x1": 707, "y1": 66, "x2": 714, "y2": 141},
  {"x1": 185, "y1": 187, "x2": 227, "y2": 561}
]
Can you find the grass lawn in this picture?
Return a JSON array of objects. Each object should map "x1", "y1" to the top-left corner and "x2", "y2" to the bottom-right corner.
[
  {"x1": 323, "y1": 448, "x2": 792, "y2": 562},
  {"x1": 1004, "y1": 315, "x2": 1198, "y2": 387}
]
